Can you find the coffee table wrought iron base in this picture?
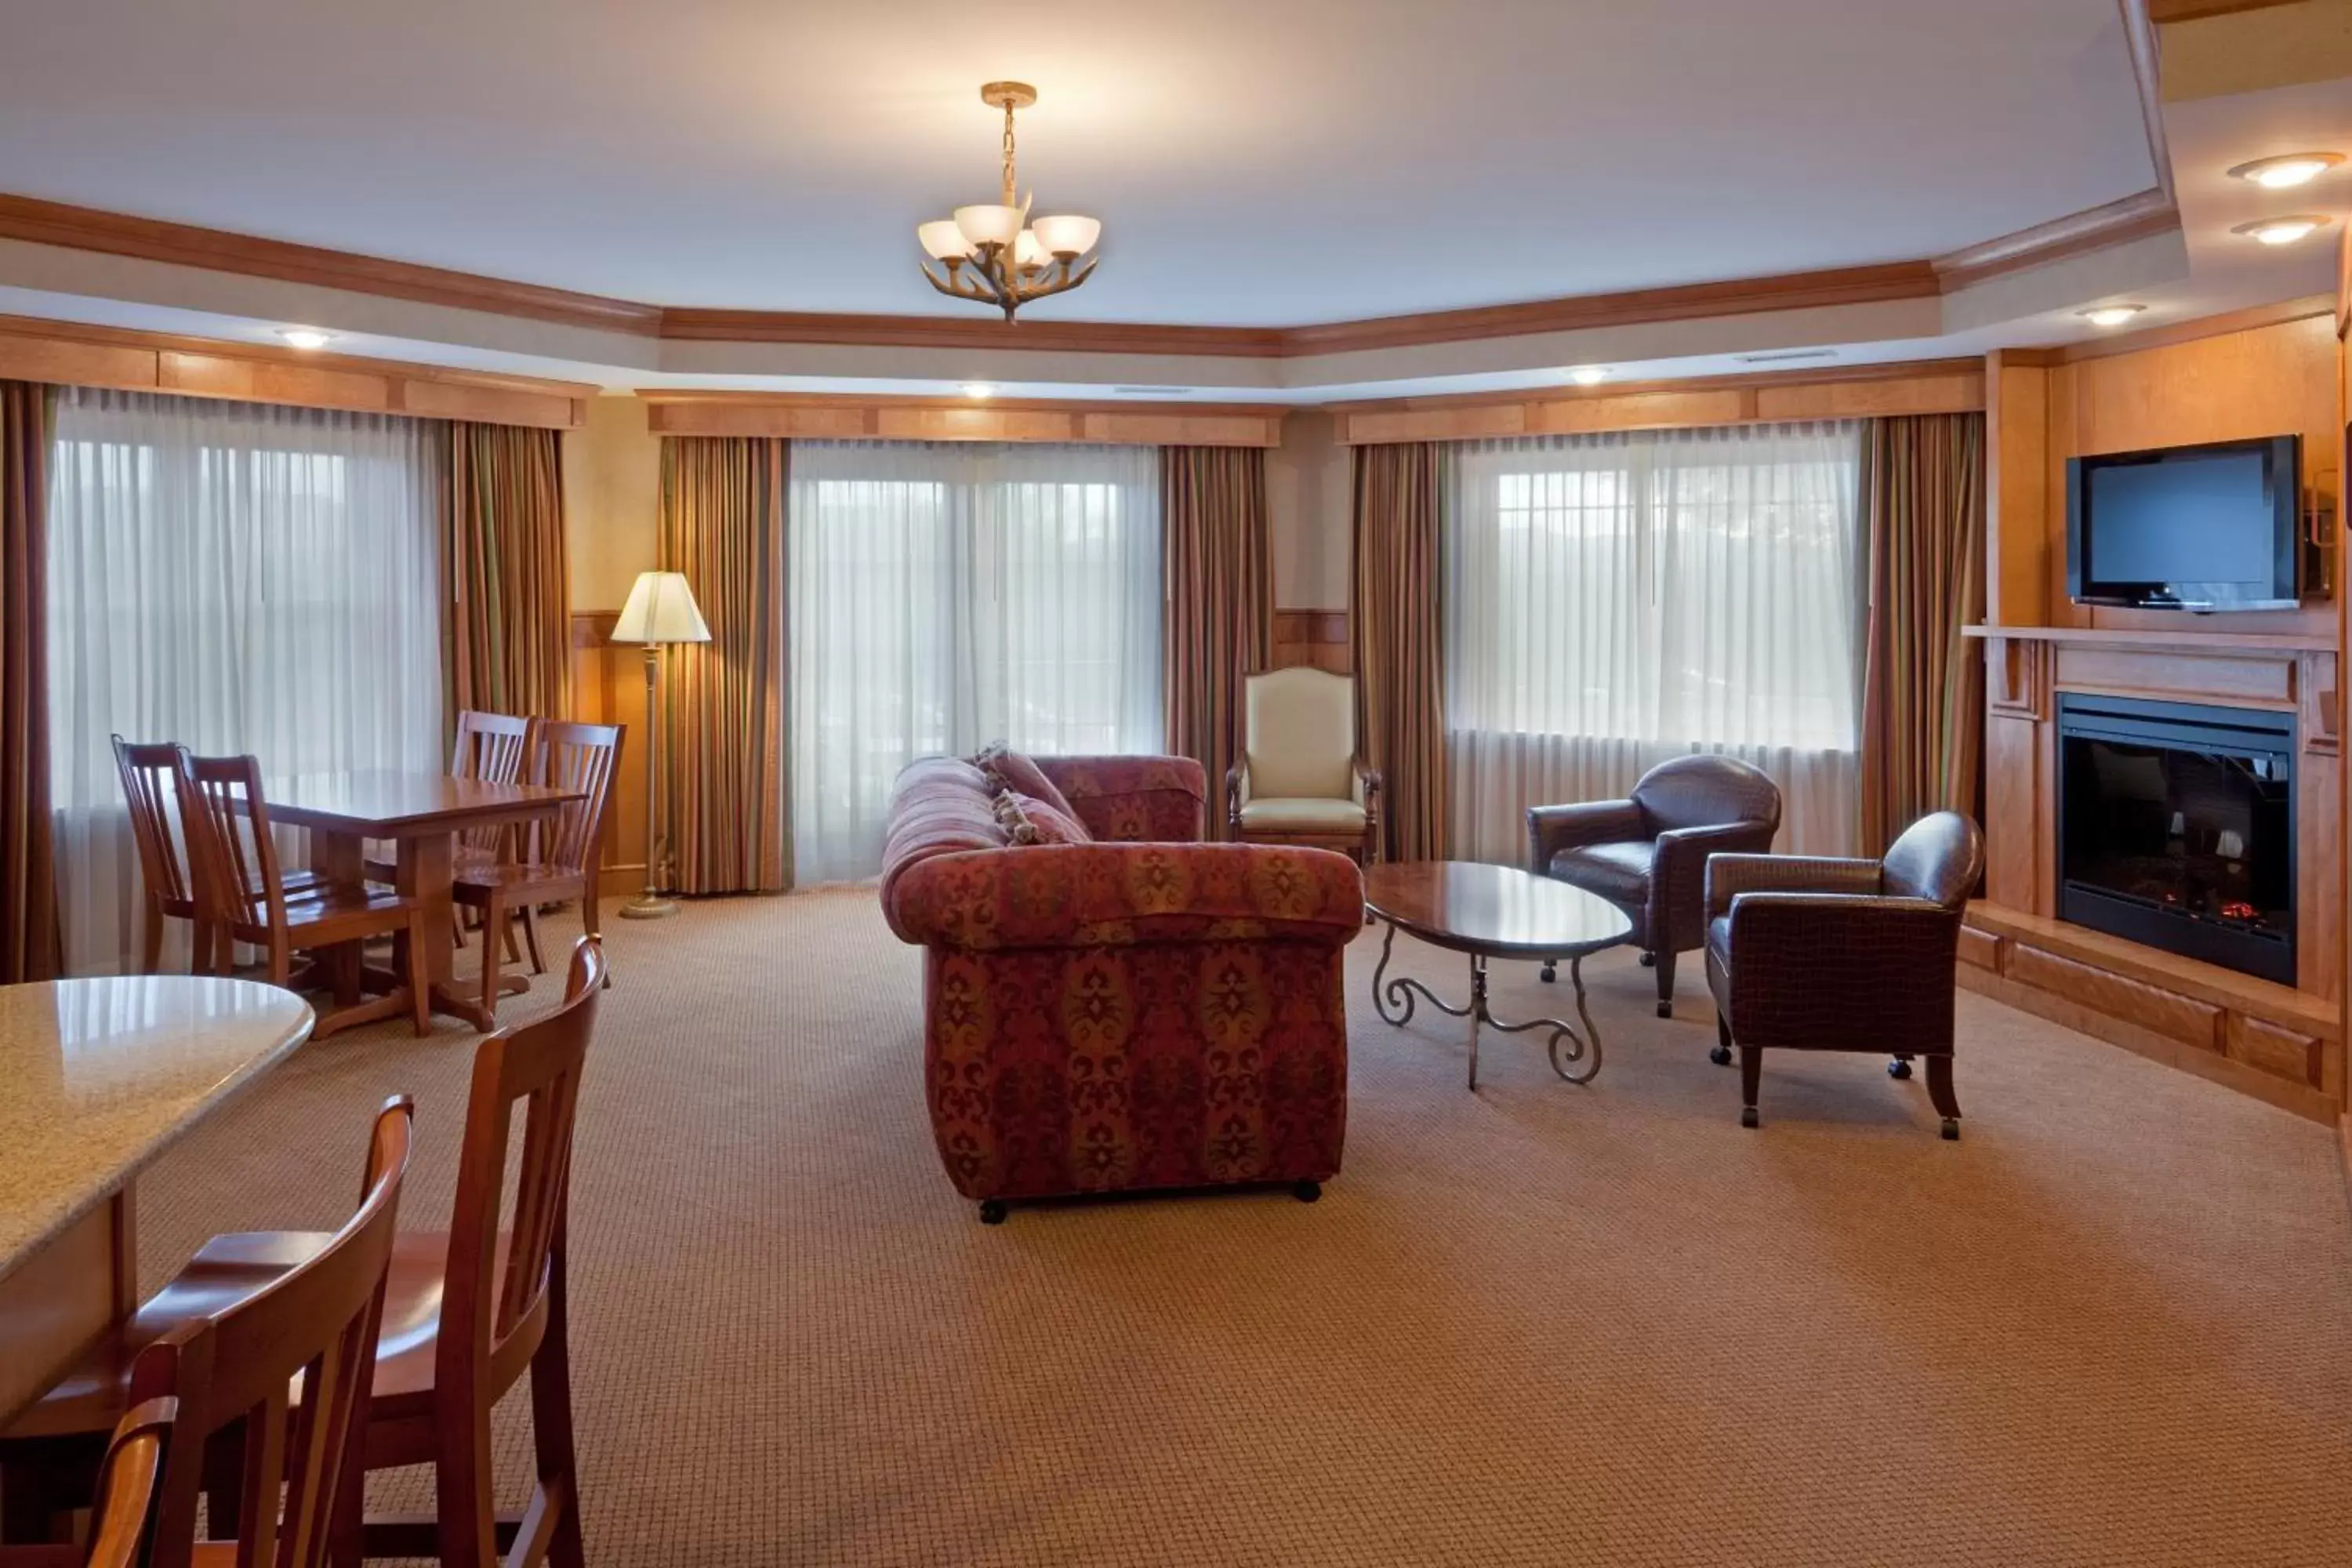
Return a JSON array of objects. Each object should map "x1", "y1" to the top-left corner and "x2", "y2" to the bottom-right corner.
[{"x1": 1370, "y1": 920, "x2": 1601, "y2": 1091}]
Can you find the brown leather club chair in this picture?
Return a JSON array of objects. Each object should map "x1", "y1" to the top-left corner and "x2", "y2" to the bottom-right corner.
[
  {"x1": 1526, "y1": 755, "x2": 1782, "y2": 1017},
  {"x1": 1704, "y1": 810, "x2": 1985, "y2": 1138}
]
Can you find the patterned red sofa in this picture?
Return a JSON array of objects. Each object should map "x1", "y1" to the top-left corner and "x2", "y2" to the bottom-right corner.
[{"x1": 880, "y1": 752, "x2": 1363, "y2": 1222}]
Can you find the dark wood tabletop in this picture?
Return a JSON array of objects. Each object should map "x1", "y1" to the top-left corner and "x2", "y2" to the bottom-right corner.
[
  {"x1": 1363, "y1": 861, "x2": 1634, "y2": 958},
  {"x1": 257, "y1": 771, "x2": 583, "y2": 837}
]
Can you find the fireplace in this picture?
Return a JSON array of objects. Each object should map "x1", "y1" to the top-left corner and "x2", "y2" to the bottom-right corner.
[{"x1": 2056, "y1": 692, "x2": 2295, "y2": 985}]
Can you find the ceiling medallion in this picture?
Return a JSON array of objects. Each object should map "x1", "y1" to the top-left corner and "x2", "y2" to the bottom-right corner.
[{"x1": 916, "y1": 82, "x2": 1102, "y2": 322}]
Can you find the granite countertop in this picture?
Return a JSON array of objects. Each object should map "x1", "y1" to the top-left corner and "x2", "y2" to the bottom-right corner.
[{"x1": 0, "y1": 976, "x2": 314, "y2": 1277}]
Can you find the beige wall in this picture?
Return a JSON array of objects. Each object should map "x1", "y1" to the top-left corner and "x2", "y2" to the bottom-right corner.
[
  {"x1": 561, "y1": 394, "x2": 661, "y2": 612},
  {"x1": 1266, "y1": 411, "x2": 1351, "y2": 609}
]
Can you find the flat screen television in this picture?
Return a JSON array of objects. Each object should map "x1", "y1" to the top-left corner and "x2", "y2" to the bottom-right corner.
[{"x1": 2066, "y1": 434, "x2": 2301, "y2": 612}]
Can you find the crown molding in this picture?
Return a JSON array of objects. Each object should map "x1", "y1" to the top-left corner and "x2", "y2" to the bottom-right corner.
[
  {"x1": 658, "y1": 308, "x2": 1285, "y2": 358},
  {"x1": 640, "y1": 390, "x2": 1284, "y2": 446},
  {"x1": 0, "y1": 193, "x2": 666, "y2": 337},
  {"x1": 0, "y1": 311, "x2": 593, "y2": 427},
  {"x1": 2047, "y1": 294, "x2": 2333, "y2": 361},
  {"x1": 1933, "y1": 187, "x2": 2180, "y2": 292},
  {"x1": 2145, "y1": 0, "x2": 2306, "y2": 20}
]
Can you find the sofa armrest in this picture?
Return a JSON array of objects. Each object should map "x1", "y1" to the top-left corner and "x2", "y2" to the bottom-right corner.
[
  {"x1": 1704, "y1": 854, "x2": 1882, "y2": 924},
  {"x1": 1036, "y1": 754, "x2": 1208, "y2": 843},
  {"x1": 886, "y1": 841, "x2": 1365, "y2": 949},
  {"x1": 1526, "y1": 799, "x2": 1644, "y2": 873}
]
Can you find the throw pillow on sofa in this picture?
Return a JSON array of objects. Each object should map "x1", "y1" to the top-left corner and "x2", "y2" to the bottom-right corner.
[
  {"x1": 971, "y1": 740, "x2": 1087, "y2": 834},
  {"x1": 993, "y1": 789, "x2": 1087, "y2": 845}
]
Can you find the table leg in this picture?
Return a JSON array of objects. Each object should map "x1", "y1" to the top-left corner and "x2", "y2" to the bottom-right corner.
[
  {"x1": 1481, "y1": 956, "x2": 1605, "y2": 1085},
  {"x1": 1467, "y1": 955, "x2": 1486, "y2": 1090}
]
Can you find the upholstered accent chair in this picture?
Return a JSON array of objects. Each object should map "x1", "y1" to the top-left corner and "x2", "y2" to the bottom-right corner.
[
  {"x1": 1526, "y1": 756, "x2": 1782, "y2": 1017},
  {"x1": 1704, "y1": 810, "x2": 1985, "y2": 1138},
  {"x1": 1227, "y1": 666, "x2": 1382, "y2": 862}
]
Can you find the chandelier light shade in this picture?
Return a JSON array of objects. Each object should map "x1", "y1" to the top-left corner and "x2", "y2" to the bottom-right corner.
[{"x1": 917, "y1": 82, "x2": 1101, "y2": 321}]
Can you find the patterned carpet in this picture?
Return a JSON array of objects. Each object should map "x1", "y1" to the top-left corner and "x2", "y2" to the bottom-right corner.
[{"x1": 131, "y1": 889, "x2": 2352, "y2": 1566}]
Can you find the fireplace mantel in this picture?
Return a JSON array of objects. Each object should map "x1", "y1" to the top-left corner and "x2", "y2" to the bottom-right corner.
[{"x1": 1963, "y1": 622, "x2": 2343, "y2": 1121}]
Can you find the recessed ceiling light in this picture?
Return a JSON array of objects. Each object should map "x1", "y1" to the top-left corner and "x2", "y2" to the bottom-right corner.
[
  {"x1": 1566, "y1": 365, "x2": 1610, "y2": 386},
  {"x1": 278, "y1": 328, "x2": 336, "y2": 350},
  {"x1": 961, "y1": 383, "x2": 996, "y2": 400},
  {"x1": 2227, "y1": 152, "x2": 2343, "y2": 190},
  {"x1": 2078, "y1": 304, "x2": 2146, "y2": 328},
  {"x1": 2232, "y1": 215, "x2": 2330, "y2": 246}
]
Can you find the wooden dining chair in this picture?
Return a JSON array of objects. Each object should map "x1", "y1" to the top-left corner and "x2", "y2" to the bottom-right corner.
[
  {"x1": 368, "y1": 714, "x2": 539, "y2": 929},
  {"x1": 176, "y1": 752, "x2": 434, "y2": 1037},
  {"x1": 454, "y1": 722, "x2": 621, "y2": 1020},
  {"x1": 114, "y1": 735, "x2": 325, "y2": 975},
  {"x1": 0, "y1": 1399, "x2": 176, "y2": 1568},
  {"x1": 132, "y1": 1097, "x2": 413, "y2": 1568}
]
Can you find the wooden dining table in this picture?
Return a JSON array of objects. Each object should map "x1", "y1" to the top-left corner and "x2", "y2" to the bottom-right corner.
[
  {"x1": 0, "y1": 976, "x2": 314, "y2": 1435},
  {"x1": 265, "y1": 770, "x2": 584, "y2": 1036}
]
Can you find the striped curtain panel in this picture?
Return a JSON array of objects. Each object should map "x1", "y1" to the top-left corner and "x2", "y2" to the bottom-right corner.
[
  {"x1": 1351, "y1": 442, "x2": 1449, "y2": 862},
  {"x1": 1859, "y1": 412, "x2": 1986, "y2": 855},
  {"x1": 1, "y1": 380, "x2": 59, "y2": 982},
  {"x1": 1160, "y1": 445, "x2": 1270, "y2": 838},
  {"x1": 449, "y1": 421, "x2": 572, "y2": 722},
  {"x1": 657, "y1": 436, "x2": 789, "y2": 893}
]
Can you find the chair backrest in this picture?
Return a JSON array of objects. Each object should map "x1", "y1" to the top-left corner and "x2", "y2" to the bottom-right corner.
[
  {"x1": 1631, "y1": 754, "x2": 1784, "y2": 836},
  {"x1": 82, "y1": 1397, "x2": 177, "y2": 1568},
  {"x1": 115, "y1": 735, "x2": 196, "y2": 918},
  {"x1": 173, "y1": 752, "x2": 286, "y2": 935},
  {"x1": 441, "y1": 938, "x2": 607, "y2": 1411},
  {"x1": 132, "y1": 1097, "x2": 415, "y2": 1568},
  {"x1": 531, "y1": 720, "x2": 623, "y2": 874},
  {"x1": 1241, "y1": 667, "x2": 1357, "y2": 800},
  {"x1": 1882, "y1": 811, "x2": 1984, "y2": 909},
  {"x1": 452, "y1": 710, "x2": 539, "y2": 860}
]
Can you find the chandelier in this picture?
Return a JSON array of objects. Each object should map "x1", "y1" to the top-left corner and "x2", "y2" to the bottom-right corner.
[{"x1": 916, "y1": 82, "x2": 1102, "y2": 322}]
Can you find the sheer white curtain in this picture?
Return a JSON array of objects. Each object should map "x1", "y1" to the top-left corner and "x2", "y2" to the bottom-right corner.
[
  {"x1": 789, "y1": 441, "x2": 1162, "y2": 883},
  {"x1": 46, "y1": 387, "x2": 445, "y2": 974},
  {"x1": 1446, "y1": 420, "x2": 1864, "y2": 862}
]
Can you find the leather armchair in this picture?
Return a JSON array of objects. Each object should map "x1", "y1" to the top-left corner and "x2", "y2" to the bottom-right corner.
[
  {"x1": 1704, "y1": 810, "x2": 1985, "y2": 1138},
  {"x1": 1227, "y1": 667, "x2": 1382, "y2": 862},
  {"x1": 1526, "y1": 755, "x2": 1781, "y2": 1017}
]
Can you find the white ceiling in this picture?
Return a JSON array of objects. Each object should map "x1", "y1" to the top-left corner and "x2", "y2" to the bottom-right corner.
[{"x1": 0, "y1": 0, "x2": 2158, "y2": 325}]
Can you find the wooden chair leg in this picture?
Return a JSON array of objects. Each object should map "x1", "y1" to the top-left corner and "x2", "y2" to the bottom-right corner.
[
  {"x1": 503, "y1": 916, "x2": 523, "y2": 965},
  {"x1": 1653, "y1": 949, "x2": 1677, "y2": 1018},
  {"x1": 140, "y1": 906, "x2": 164, "y2": 975},
  {"x1": 1738, "y1": 1045, "x2": 1763, "y2": 1128},
  {"x1": 1926, "y1": 1054, "x2": 1961, "y2": 1140},
  {"x1": 529, "y1": 1266, "x2": 588, "y2": 1568},
  {"x1": 583, "y1": 866, "x2": 601, "y2": 943},
  {"x1": 521, "y1": 905, "x2": 547, "y2": 975},
  {"x1": 267, "y1": 934, "x2": 292, "y2": 989},
  {"x1": 434, "y1": 1408, "x2": 503, "y2": 1568},
  {"x1": 405, "y1": 911, "x2": 432, "y2": 1036},
  {"x1": 480, "y1": 893, "x2": 506, "y2": 1025}
]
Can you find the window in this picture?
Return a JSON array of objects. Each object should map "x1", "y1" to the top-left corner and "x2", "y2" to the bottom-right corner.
[
  {"x1": 1446, "y1": 421, "x2": 1863, "y2": 860},
  {"x1": 46, "y1": 387, "x2": 444, "y2": 973},
  {"x1": 788, "y1": 441, "x2": 1162, "y2": 883}
]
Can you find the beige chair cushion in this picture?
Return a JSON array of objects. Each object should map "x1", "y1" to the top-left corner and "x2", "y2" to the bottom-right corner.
[
  {"x1": 1243, "y1": 668, "x2": 1357, "y2": 801},
  {"x1": 1238, "y1": 797, "x2": 1368, "y2": 833}
]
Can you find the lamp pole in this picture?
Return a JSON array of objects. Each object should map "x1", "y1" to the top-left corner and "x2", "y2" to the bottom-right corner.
[{"x1": 611, "y1": 570, "x2": 711, "y2": 920}]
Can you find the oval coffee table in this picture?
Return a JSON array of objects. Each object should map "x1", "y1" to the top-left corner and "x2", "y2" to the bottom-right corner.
[{"x1": 1363, "y1": 861, "x2": 1635, "y2": 1091}]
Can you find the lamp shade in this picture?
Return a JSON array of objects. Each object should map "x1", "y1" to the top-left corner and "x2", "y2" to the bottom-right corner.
[
  {"x1": 1031, "y1": 214, "x2": 1100, "y2": 257},
  {"x1": 612, "y1": 570, "x2": 712, "y2": 644},
  {"x1": 917, "y1": 220, "x2": 975, "y2": 260},
  {"x1": 953, "y1": 203, "x2": 1023, "y2": 249}
]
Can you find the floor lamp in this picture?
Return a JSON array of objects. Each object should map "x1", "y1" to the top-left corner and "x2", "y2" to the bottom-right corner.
[{"x1": 613, "y1": 569, "x2": 711, "y2": 920}]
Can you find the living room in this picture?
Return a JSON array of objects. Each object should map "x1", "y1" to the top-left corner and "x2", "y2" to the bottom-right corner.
[{"x1": 1, "y1": 2, "x2": 2350, "y2": 1565}]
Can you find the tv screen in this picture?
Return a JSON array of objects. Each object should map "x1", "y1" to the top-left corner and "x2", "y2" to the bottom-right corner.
[{"x1": 2067, "y1": 435, "x2": 2299, "y2": 612}]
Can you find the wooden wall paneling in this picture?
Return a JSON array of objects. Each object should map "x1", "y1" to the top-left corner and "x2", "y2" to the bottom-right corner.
[
  {"x1": 1981, "y1": 634, "x2": 2049, "y2": 910},
  {"x1": 157, "y1": 351, "x2": 394, "y2": 413},
  {"x1": 0, "y1": 334, "x2": 155, "y2": 391},
  {"x1": 568, "y1": 612, "x2": 647, "y2": 886},
  {"x1": 1527, "y1": 389, "x2": 1751, "y2": 436},
  {"x1": 1341, "y1": 404, "x2": 1526, "y2": 445},
  {"x1": 1272, "y1": 609, "x2": 1349, "y2": 673},
  {"x1": 873, "y1": 406, "x2": 1078, "y2": 443},
  {"x1": 393, "y1": 378, "x2": 583, "y2": 429},
  {"x1": 2052, "y1": 644, "x2": 2296, "y2": 707},
  {"x1": 1751, "y1": 369, "x2": 1983, "y2": 422},
  {"x1": 1984, "y1": 352, "x2": 2049, "y2": 626},
  {"x1": 1079, "y1": 412, "x2": 1280, "y2": 446},
  {"x1": 2005, "y1": 942, "x2": 2223, "y2": 1051}
]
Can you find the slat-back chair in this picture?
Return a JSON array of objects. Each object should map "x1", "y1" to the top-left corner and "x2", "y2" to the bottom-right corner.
[
  {"x1": 115, "y1": 736, "x2": 327, "y2": 975},
  {"x1": 176, "y1": 752, "x2": 434, "y2": 1037},
  {"x1": 82, "y1": 1399, "x2": 176, "y2": 1568},
  {"x1": 453, "y1": 722, "x2": 622, "y2": 1022},
  {"x1": 347, "y1": 937, "x2": 606, "y2": 1568},
  {"x1": 369, "y1": 712, "x2": 539, "y2": 906},
  {"x1": 134, "y1": 1097, "x2": 414, "y2": 1568}
]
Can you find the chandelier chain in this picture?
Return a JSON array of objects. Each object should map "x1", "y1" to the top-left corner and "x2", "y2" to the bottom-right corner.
[{"x1": 1000, "y1": 102, "x2": 1018, "y2": 207}]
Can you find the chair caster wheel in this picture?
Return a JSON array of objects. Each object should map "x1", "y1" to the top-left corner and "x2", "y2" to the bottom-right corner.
[
  {"x1": 1656, "y1": 1001, "x2": 1672, "y2": 1019},
  {"x1": 1888, "y1": 1058, "x2": 1913, "y2": 1080},
  {"x1": 1539, "y1": 961, "x2": 1556, "y2": 984},
  {"x1": 978, "y1": 1200, "x2": 1007, "y2": 1225},
  {"x1": 1940, "y1": 1118, "x2": 1961, "y2": 1142},
  {"x1": 1292, "y1": 1180, "x2": 1322, "y2": 1204},
  {"x1": 1639, "y1": 951, "x2": 1657, "y2": 967},
  {"x1": 1740, "y1": 1106, "x2": 1759, "y2": 1129},
  {"x1": 1709, "y1": 1044, "x2": 1732, "y2": 1066}
]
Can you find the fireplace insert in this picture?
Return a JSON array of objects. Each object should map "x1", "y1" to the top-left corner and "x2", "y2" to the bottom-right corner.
[{"x1": 2056, "y1": 692, "x2": 2294, "y2": 985}]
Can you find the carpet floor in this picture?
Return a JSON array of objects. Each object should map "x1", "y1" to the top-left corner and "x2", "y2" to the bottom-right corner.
[{"x1": 131, "y1": 889, "x2": 2352, "y2": 1566}]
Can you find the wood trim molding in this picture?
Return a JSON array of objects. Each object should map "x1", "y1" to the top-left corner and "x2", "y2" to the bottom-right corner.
[
  {"x1": 0, "y1": 194, "x2": 662, "y2": 337},
  {"x1": 1933, "y1": 187, "x2": 2180, "y2": 292},
  {"x1": 2119, "y1": 1, "x2": 2176, "y2": 204},
  {"x1": 2049, "y1": 296, "x2": 2335, "y2": 362},
  {"x1": 2147, "y1": 0, "x2": 2305, "y2": 20},
  {"x1": 1330, "y1": 358, "x2": 1985, "y2": 445},
  {"x1": 0, "y1": 313, "x2": 592, "y2": 427},
  {"x1": 658, "y1": 309, "x2": 1284, "y2": 358},
  {"x1": 639, "y1": 391, "x2": 1285, "y2": 446}
]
